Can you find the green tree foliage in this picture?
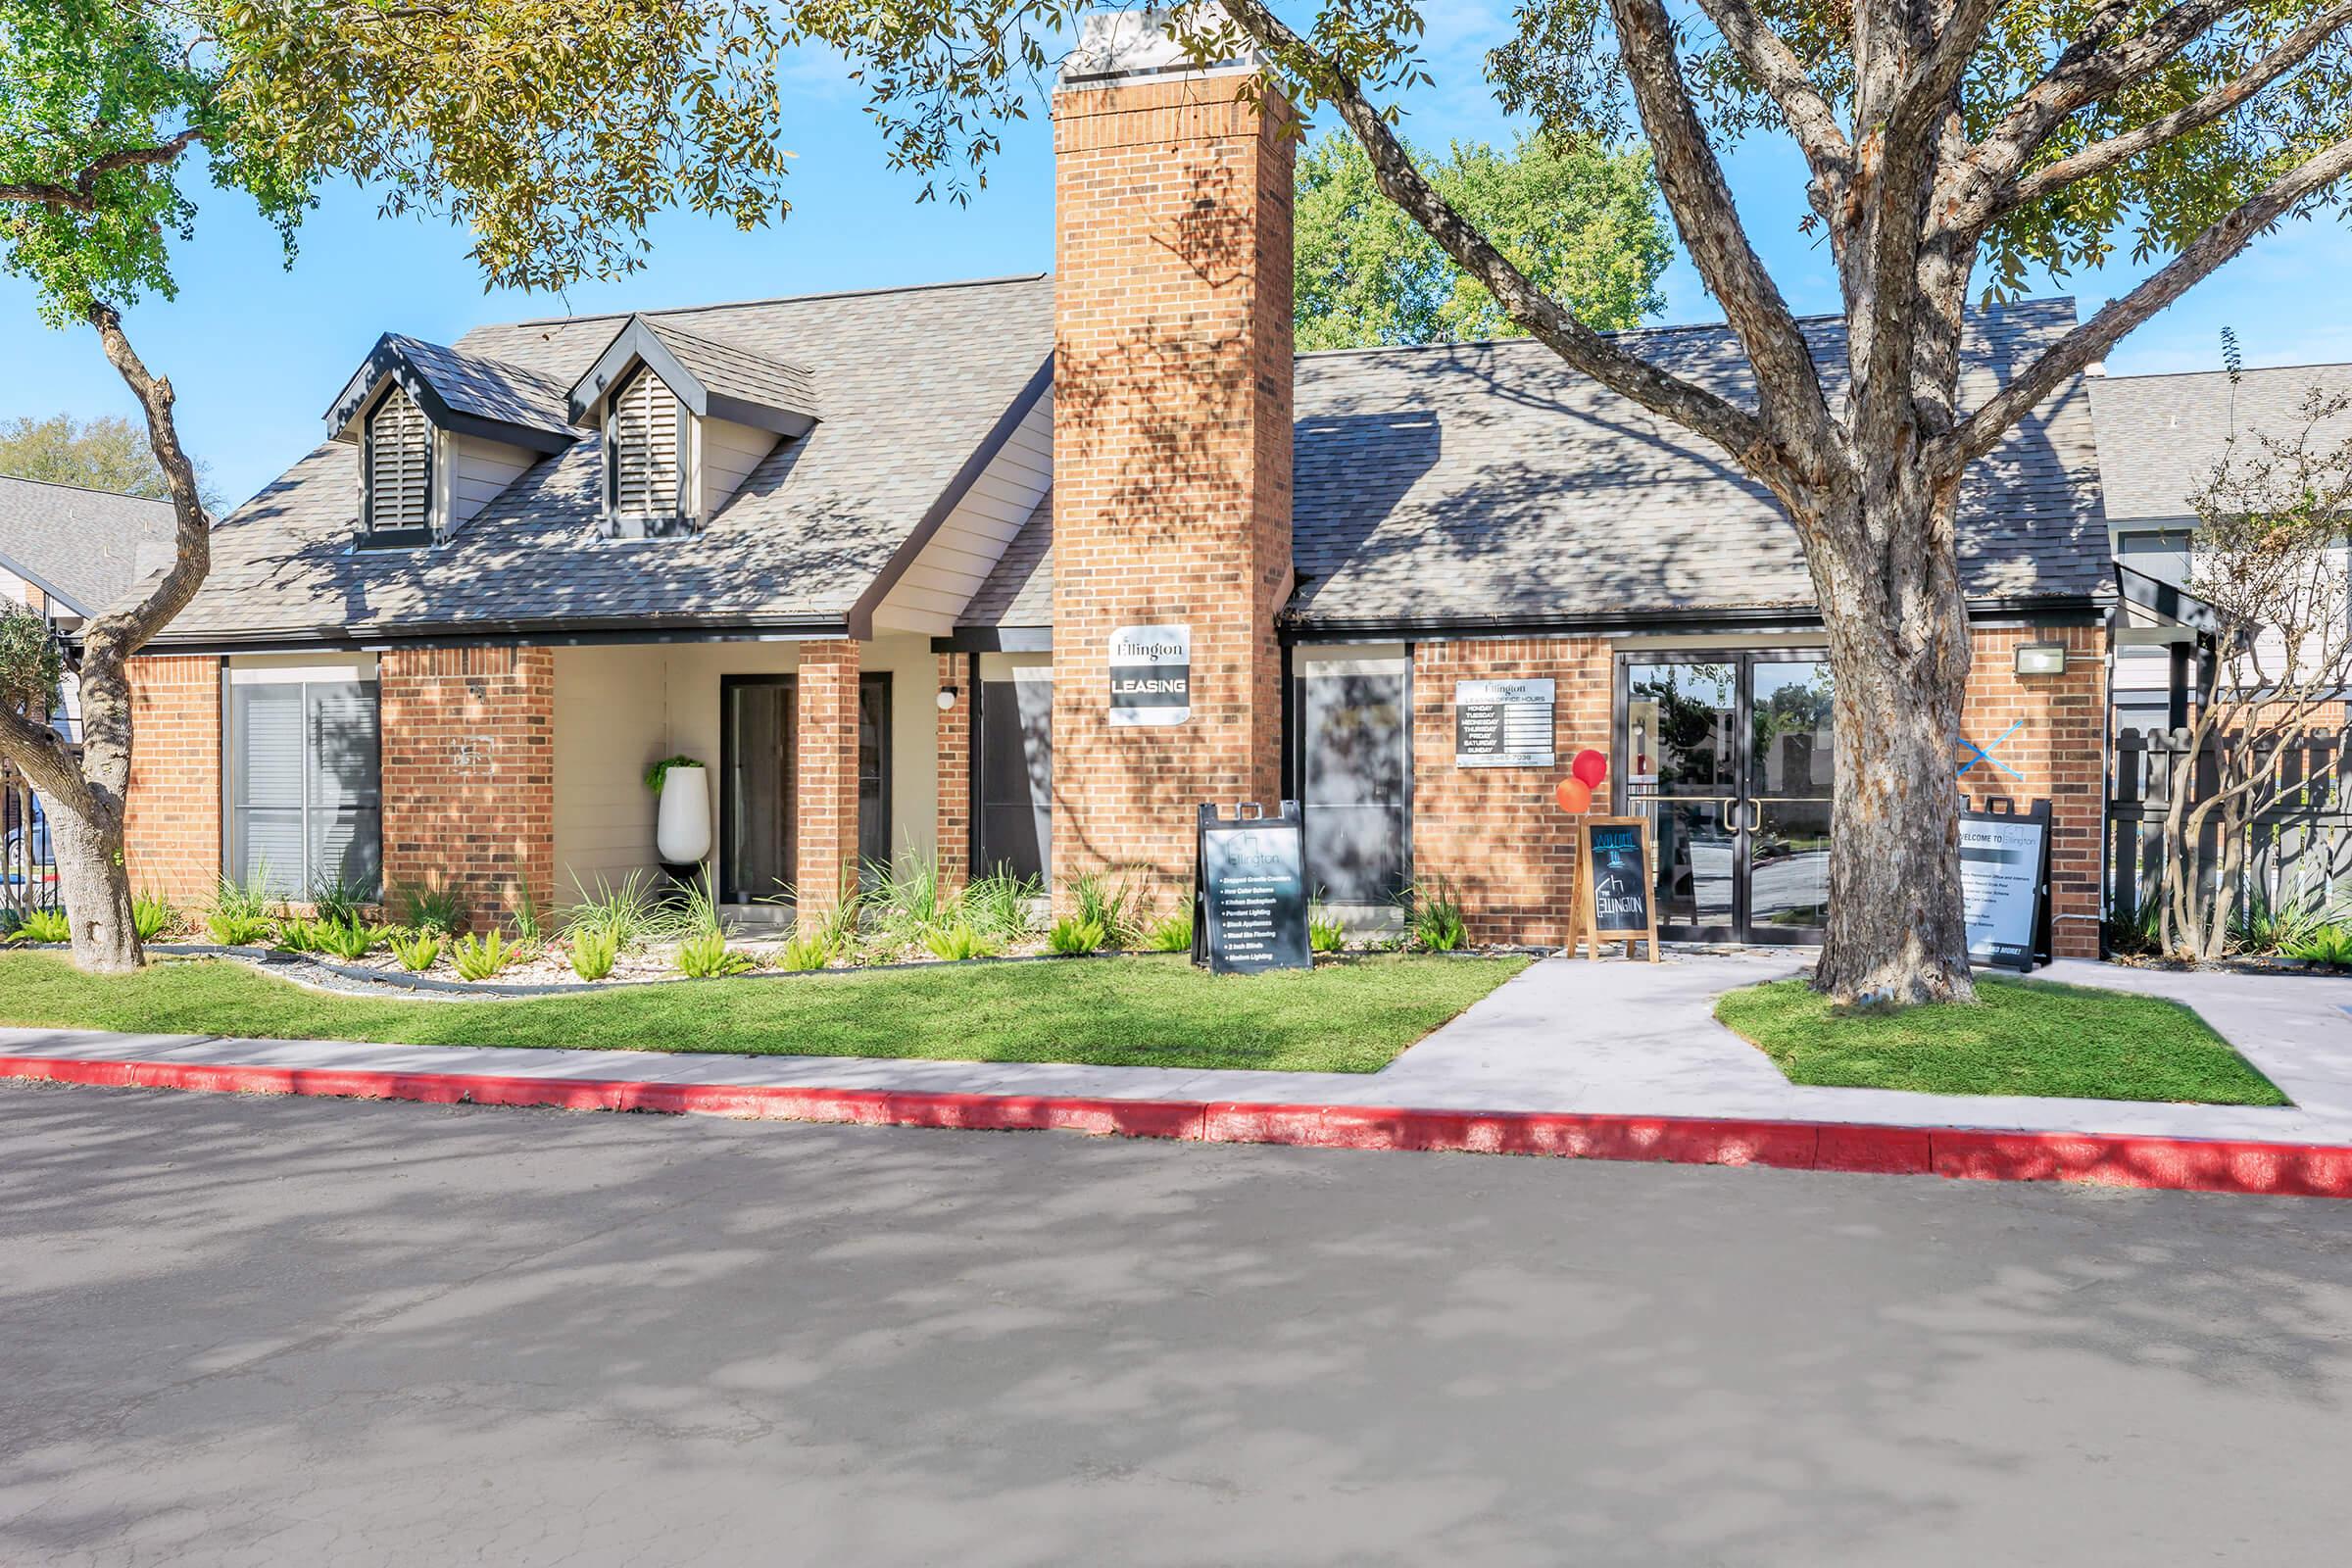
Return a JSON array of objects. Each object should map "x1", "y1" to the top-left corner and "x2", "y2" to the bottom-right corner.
[
  {"x1": 1294, "y1": 129, "x2": 1667, "y2": 350},
  {"x1": 0, "y1": 413, "x2": 218, "y2": 508}
]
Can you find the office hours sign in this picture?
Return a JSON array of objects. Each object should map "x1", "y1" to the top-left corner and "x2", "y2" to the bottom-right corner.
[
  {"x1": 1454, "y1": 678, "x2": 1555, "y2": 767},
  {"x1": 1109, "y1": 624, "x2": 1191, "y2": 726}
]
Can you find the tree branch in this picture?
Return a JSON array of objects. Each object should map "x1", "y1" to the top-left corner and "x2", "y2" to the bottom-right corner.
[
  {"x1": 1998, "y1": 1, "x2": 2352, "y2": 216},
  {"x1": 1946, "y1": 134, "x2": 2352, "y2": 462},
  {"x1": 1689, "y1": 0, "x2": 1853, "y2": 197},
  {"x1": 0, "y1": 704, "x2": 84, "y2": 806},
  {"x1": 0, "y1": 128, "x2": 203, "y2": 213},
  {"x1": 78, "y1": 304, "x2": 211, "y2": 670},
  {"x1": 1216, "y1": 0, "x2": 1780, "y2": 470}
]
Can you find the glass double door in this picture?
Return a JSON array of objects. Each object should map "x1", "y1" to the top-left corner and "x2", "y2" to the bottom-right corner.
[{"x1": 1622, "y1": 653, "x2": 1836, "y2": 944}]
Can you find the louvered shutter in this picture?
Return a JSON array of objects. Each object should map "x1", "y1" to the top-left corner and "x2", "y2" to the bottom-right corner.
[
  {"x1": 366, "y1": 386, "x2": 432, "y2": 537},
  {"x1": 307, "y1": 681, "x2": 381, "y2": 899},
  {"x1": 233, "y1": 684, "x2": 307, "y2": 898},
  {"x1": 609, "y1": 366, "x2": 681, "y2": 519}
]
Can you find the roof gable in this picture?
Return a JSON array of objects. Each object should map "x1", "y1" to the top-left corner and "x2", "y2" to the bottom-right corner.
[
  {"x1": 566, "y1": 314, "x2": 820, "y2": 438},
  {"x1": 324, "y1": 333, "x2": 577, "y2": 455}
]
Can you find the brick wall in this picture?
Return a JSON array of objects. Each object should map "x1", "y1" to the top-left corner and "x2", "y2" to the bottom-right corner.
[
  {"x1": 935, "y1": 652, "x2": 971, "y2": 891},
  {"x1": 123, "y1": 654, "x2": 221, "y2": 905},
  {"x1": 1049, "y1": 72, "x2": 1296, "y2": 909},
  {"x1": 1410, "y1": 638, "x2": 1615, "y2": 945},
  {"x1": 795, "y1": 639, "x2": 860, "y2": 927},
  {"x1": 1960, "y1": 624, "x2": 2107, "y2": 957},
  {"x1": 379, "y1": 646, "x2": 554, "y2": 927}
]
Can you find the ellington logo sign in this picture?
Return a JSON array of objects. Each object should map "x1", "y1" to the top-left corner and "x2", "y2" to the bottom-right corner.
[{"x1": 1107, "y1": 623, "x2": 1191, "y2": 726}]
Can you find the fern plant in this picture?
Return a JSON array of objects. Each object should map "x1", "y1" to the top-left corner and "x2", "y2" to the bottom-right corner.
[
  {"x1": 2282, "y1": 922, "x2": 2352, "y2": 968},
  {"x1": 131, "y1": 891, "x2": 174, "y2": 941},
  {"x1": 568, "y1": 927, "x2": 619, "y2": 982},
  {"x1": 389, "y1": 929, "x2": 442, "y2": 972},
  {"x1": 1308, "y1": 899, "x2": 1348, "y2": 955},
  {"x1": 317, "y1": 919, "x2": 389, "y2": 962},
  {"x1": 273, "y1": 916, "x2": 326, "y2": 954},
  {"x1": 452, "y1": 929, "x2": 513, "y2": 982},
  {"x1": 675, "y1": 928, "x2": 755, "y2": 978},
  {"x1": 6, "y1": 907, "x2": 70, "y2": 944},
  {"x1": 1047, "y1": 915, "x2": 1105, "y2": 956},
  {"x1": 1068, "y1": 870, "x2": 1143, "y2": 949},
  {"x1": 208, "y1": 867, "x2": 276, "y2": 946}
]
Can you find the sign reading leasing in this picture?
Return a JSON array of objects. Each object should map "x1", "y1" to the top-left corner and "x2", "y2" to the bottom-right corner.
[
  {"x1": 1108, "y1": 624, "x2": 1191, "y2": 726},
  {"x1": 1454, "y1": 678, "x2": 1555, "y2": 767},
  {"x1": 1193, "y1": 801, "x2": 1311, "y2": 974},
  {"x1": 1960, "y1": 801, "x2": 2052, "y2": 972}
]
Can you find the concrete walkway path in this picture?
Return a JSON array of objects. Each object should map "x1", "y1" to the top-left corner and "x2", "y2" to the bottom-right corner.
[{"x1": 4, "y1": 953, "x2": 2349, "y2": 1149}]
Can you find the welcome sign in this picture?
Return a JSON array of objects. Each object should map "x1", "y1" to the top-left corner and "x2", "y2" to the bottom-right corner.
[
  {"x1": 1567, "y1": 815, "x2": 1660, "y2": 962},
  {"x1": 1960, "y1": 800, "x2": 2052, "y2": 972},
  {"x1": 1108, "y1": 624, "x2": 1192, "y2": 726}
]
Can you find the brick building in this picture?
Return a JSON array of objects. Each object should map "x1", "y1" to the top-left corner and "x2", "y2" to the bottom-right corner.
[{"x1": 109, "y1": 15, "x2": 2118, "y2": 957}]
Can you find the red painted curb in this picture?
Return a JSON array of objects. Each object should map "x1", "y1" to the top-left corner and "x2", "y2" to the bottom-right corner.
[{"x1": 5, "y1": 1053, "x2": 2348, "y2": 1199}]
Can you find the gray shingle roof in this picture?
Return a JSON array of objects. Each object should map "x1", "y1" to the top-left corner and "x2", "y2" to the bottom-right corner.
[
  {"x1": 642, "y1": 318, "x2": 820, "y2": 422},
  {"x1": 370, "y1": 335, "x2": 575, "y2": 442},
  {"x1": 1283, "y1": 298, "x2": 2108, "y2": 628},
  {"x1": 0, "y1": 475, "x2": 177, "y2": 616},
  {"x1": 963, "y1": 489, "x2": 1053, "y2": 628},
  {"x1": 159, "y1": 275, "x2": 1056, "y2": 645},
  {"x1": 2092, "y1": 364, "x2": 2352, "y2": 524}
]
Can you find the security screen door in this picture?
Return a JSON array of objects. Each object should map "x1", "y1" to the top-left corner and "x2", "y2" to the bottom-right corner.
[{"x1": 1620, "y1": 652, "x2": 1835, "y2": 944}]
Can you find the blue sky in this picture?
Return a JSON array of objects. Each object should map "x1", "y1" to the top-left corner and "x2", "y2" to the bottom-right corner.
[{"x1": 7, "y1": 12, "x2": 2349, "y2": 510}]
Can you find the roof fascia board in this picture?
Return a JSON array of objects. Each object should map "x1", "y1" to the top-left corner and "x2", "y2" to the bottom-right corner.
[
  {"x1": 848, "y1": 356, "x2": 1054, "y2": 643},
  {"x1": 0, "y1": 547, "x2": 94, "y2": 617},
  {"x1": 123, "y1": 614, "x2": 852, "y2": 657},
  {"x1": 1282, "y1": 594, "x2": 2109, "y2": 641},
  {"x1": 706, "y1": 390, "x2": 817, "y2": 440},
  {"x1": 931, "y1": 626, "x2": 1053, "y2": 654}
]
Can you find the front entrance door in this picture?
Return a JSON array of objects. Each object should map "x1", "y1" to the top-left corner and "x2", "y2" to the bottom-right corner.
[
  {"x1": 719, "y1": 672, "x2": 894, "y2": 904},
  {"x1": 1620, "y1": 652, "x2": 1836, "y2": 944}
]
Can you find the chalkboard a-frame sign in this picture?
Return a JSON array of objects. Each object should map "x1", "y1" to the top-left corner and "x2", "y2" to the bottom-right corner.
[
  {"x1": 1192, "y1": 801, "x2": 1312, "y2": 974},
  {"x1": 1568, "y1": 815, "x2": 1661, "y2": 962}
]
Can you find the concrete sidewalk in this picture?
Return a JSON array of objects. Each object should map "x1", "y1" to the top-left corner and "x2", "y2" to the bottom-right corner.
[{"x1": 4, "y1": 954, "x2": 2349, "y2": 1152}]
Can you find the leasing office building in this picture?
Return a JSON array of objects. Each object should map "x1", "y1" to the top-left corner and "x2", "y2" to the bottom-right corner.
[{"x1": 114, "y1": 18, "x2": 2115, "y2": 957}]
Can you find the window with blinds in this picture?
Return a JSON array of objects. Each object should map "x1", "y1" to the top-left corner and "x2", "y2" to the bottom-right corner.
[
  {"x1": 231, "y1": 678, "x2": 381, "y2": 902},
  {"x1": 606, "y1": 366, "x2": 684, "y2": 527},
  {"x1": 363, "y1": 385, "x2": 433, "y2": 542}
]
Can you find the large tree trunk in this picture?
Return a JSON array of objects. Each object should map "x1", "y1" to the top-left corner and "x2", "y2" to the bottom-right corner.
[{"x1": 46, "y1": 787, "x2": 140, "y2": 972}]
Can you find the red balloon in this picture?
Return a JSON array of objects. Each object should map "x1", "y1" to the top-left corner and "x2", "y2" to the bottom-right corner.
[
  {"x1": 1572, "y1": 749, "x2": 1609, "y2": 788},
  {"x1": 1554, "y1": 776, "x2": 1593, "y2": 814}
]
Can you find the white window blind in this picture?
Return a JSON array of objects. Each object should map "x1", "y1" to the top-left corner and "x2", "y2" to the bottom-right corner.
[
  {"x1": 232, "y1": 680, "x2": 381, "y2": 900},
  {"x1": 609, "y1": 366, "x2": 682, "y2": 517},
  {"x1": 365, "y1": 385, "x2": 432, "y2": 537}
]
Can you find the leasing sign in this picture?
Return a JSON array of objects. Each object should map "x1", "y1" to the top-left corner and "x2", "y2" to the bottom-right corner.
[{"x1": 1108, "y1": 624, "x2": 1192, "y2": 726}]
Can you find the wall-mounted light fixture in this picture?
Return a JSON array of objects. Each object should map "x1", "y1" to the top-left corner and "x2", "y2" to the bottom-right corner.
[
  {"x1": 935, "y1": 685, "x2": 959, "y2": 712},
  {"x1": 2014, "y1": 641, "x2": 2068, "y2": 676}
]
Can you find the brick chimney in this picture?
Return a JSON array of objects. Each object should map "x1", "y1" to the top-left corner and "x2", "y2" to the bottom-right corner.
[{"x1": 1050, "y1": 6, "x2": 1296, "y2": 907}]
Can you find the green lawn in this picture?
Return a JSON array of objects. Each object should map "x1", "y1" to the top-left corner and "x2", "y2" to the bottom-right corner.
[
  {"x1": 0, "y1": 952, "x2": 1528, "y2": 1074},
  {"x1": 1714, "y1": 974, "x2": 2288, "y2": 1105}
]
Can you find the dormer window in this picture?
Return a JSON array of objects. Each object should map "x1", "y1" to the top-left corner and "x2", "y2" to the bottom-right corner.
[
  {"x1": 362, "y1": 385, "x2": 434, "y2": 546},
  {"x1": 605, "y1": 366, "x2": 688, "y2": 535}
]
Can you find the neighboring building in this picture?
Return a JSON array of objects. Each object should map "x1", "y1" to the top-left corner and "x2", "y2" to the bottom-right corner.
[
  {"x1": 0, "y1": 473, "x2": 177, "y2": 639},
  {"x1": 107, "y1": 17, "x2": 2116, "y2": 956},
  {"x1": 2092, "y1": 365, "x2": 2352, "y2": 734}
]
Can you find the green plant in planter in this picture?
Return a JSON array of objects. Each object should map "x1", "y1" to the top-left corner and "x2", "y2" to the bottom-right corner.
[
  {"x1": 1068, "y1": 870, "x2": 1144, "y2": 949},
  {"x1": 1308, "y1": 897, "x2": 1348, "y2": 955},
  {"x1": 5, "y1": 907, "x2": 70, "y2": 944},
  {"x1": 568, "y1": 927, "x2": 619, "y2": 982},
  {"x1": 131, "y1": 891, "x2": 174, "y2": 942},
  {"x1": 389, "y1": 929, "x2": 442, "y2": 972},
  {"x1": 1404, "y1": 877, "x2": 1469, "y2": 953},
  {"x1": 207, "y1": 867, "x2": 277, "y2": 947},
  {"x1": 923, "y1": 921, "x2": 996, "y2": 961},
  {"x1": 1047, "y1": 915, "x2": 1105, "y2": 956},
  {"x1": 644, "y1": 755, "x2": 703, "y2": 794},
  {"x1": 1145, "y1": 898, "x2": 1195, "y2": 953},
  {"x1": 395, "y1": 882, "x2": 468, "y2": 937},
  {"x1": 317, "y1": 919, "x2": 390, "y2": 962},
  {"x1": 675, "y1": 928, "x2": 755, "y2": 978},
  {"x1": 307, "y1": 873, "x2": 372, "y2": 928},
  {"x1": 273, "y1": 916, "x2": 326, "y2": 955},
  {"x1": 452, "y1": 929, "x2": 514, "y2": 982},
  {"x1": 779, "y1": 933, "x2": 832, "y2": 971},
  {"x1": 963, "y1": 866, "x2": 1042, "y2": 944}
]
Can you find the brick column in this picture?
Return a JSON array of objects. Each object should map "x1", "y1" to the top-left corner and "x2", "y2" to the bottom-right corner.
[
  {"x1": 1050, "y1": 66, "x2": 1296, "y2": 912},
  {"x1": 1961, "y1": 624, "x2": 2107, "y2": 957},
  {"x1": 379, "y1": 646, "x2": 554, "y2": 928},
  {"x1": 796, "y1": 639, "x2": 861, "y2": 929},
  {"x1": 123, "y1": 654, "x2": 221, "y2": 905},
  {"x1": 935, "y1": 652, "x2": 971, "y2": 891}
]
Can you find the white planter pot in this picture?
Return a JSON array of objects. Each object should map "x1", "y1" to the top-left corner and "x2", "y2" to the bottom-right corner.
[{"x1": 656, "y1": 764, "x2": 712, "y2": 864}]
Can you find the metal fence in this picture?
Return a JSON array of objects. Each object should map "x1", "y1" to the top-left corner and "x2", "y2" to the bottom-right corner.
[
  {"x1": 2108, "y1": 727, "x2": 2352, "y2": 922},
  {"x1": 1, "y1": 755, "x2": 62, "y2": 925}
]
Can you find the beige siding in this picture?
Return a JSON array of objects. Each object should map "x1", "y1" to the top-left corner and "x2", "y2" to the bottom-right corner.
[
  {"x1": 871, "y1": 389, "x2": 1053, "y2": 634},
  {"x1": 696, "y1": 415, "x2": 776, "y2": 520},
  {"x1": 551, "y1": 646, "x2": 671, "y2": 898},
  {"x1": 443, "y1": 433, "x2": 537, "y2": 529}
]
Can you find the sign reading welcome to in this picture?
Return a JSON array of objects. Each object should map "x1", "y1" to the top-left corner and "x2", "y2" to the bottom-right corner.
[
  {"x1": 1108, "y1": 624, "x2": 1192, "y2": 726},
  {"x1": 1454, "y1": 678, "x2": 1555, "y2": 767},
  {"x1": 1961, "y1": 801, "x2": 2052, "y2": 972}
]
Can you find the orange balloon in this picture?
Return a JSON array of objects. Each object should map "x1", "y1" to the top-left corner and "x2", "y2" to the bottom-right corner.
[{"x1": 1554, "y1": 776, "x2": 1593, "y2": 814}]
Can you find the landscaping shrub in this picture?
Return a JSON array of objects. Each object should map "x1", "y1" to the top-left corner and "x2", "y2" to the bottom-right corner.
[
  {"x1": 1047, "y1": 915, "x2": 1104, "y2": 956},
  {"x1": 568, "y1": 927, "x2": 619, "y2": 982},
  {"x1": 1069, "y1": 870, "x2": 1143, "y2": 949},
  {"x1": 396, "y1": 882, "x2": 468, "y2": 937},
  {"x1": 1145, "y1": 898, "x2": 1194, "y2": 953},
  {"x1": 272, "y1": 916, "x2": 327, "y2": 955},
  {"x1": 389, "y1": 929, "x2": 442, "y2": 972},
  {"x1": 1405, "y1": 877, "x2": 1468, "y2": 952},
  {"x1": 317, "y1": 919, "x2": 388, "y2": 962},
  {"x1": 509, "y1": 882, "x2": 548, "y2": 947},
  {"x1": 868, "y1": 852, "x2": 954, "y2": 952},
  {"x1": 1308, "y1": 899, "x2": 1347, "y2": 955},
  {"x1": 452, "y1": 930, "x2": 514, "y2": 982},
  {"x1": 564, "y1": 871, "x2": 665, "y2": 950},
  {"x1": 208, "y1": 868, "x2": 276, "y2": 947},
  {"x1": 2282, "y1": 922, "x2": 2352, "y2": 968},
  {"x1": 922, "y1": 922, "x2": 996, "y2": 961},
  {"x1": 307, "y1": 872, "x2": 371, "y2": 928},
  {"x1": 962, "y1": 866, "x2": 1042, "y2": 944},
  {"x1": 779, "y1": 933, "x2": 832, "y2": 971},
  {"x1": 132, "y1": 891, "x2": 174, "y2": 942},
  {"x1": 675, "y1": 928, "x2": 755, "y2": 978},
  {"x1": 5, "y1": 907, "x2": 70, "y2": 945}
]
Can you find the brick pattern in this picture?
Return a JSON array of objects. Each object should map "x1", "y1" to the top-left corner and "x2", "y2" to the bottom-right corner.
[
  {"x1": 123, "y1": 655, "x2": 221, "y2": 905},
  {"x1": 379, "y1": 646, "x2": 554, "y2": 927},
  {"x1": 1959, "y1": 624, "x2": 2108, "y2": 958},
  {"x1": 795, "y1": 639, "x2": 861, "y2": 927},
  {"x1": 1049, "y1": 74, "x2": 1296, "y2": 910},
  {"x1": 1410, "y1": 638, "x2": 1616, "y2": 945},
  {"x1": 935, "y1": 652, "x2": 971, "y2": 891}
]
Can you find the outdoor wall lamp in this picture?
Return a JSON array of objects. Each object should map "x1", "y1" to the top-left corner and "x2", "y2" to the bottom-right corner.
[
  {"x1": 2014, "y1": 642, "x2": 2068, "y2": 677},
  {"x1": 936, "y1": 686, "x2": 960, "y2": 711}
]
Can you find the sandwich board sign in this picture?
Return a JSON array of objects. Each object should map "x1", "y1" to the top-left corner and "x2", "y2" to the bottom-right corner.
[
  {"x1": 1192, "y1": 801, "x2": 1311, "y2": 974},
  {"x1": 1960, "y1": 798, "x2": 2052, "y2": 972},
  {"x1": 1567, "y1": 815, "x2": 1660, "y2": 961},
  {"x1": 1108, "y1": 624, "x2": 1191, "y2": 726}
]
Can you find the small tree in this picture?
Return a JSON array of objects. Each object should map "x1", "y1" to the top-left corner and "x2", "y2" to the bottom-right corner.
[
  {"x1": 2157, "y1": 383, "x2": 2352, "y2": 959},
  {"x1": 0, "y1": 413, "x2": 220, "y2": 510},
  {"x1": 1, "y1": 0, "x2": 795, "y2": 971}
]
